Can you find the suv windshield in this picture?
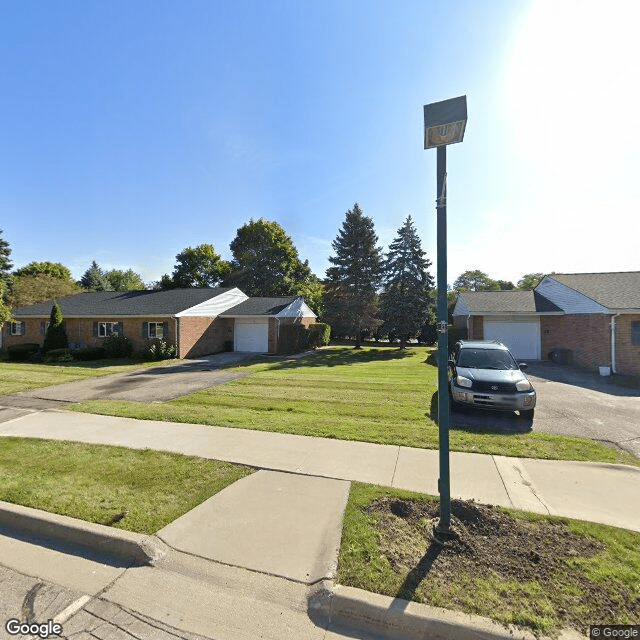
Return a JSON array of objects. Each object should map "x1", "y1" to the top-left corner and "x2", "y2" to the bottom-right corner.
[{"x1": 457, "y1": 348, "x2": 517, "y2": 370}]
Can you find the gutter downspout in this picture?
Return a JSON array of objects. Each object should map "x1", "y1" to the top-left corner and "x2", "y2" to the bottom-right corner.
[
  {"x1": 466, "y1": 315, "x2": 471, "y2": 339},
  {"x1": 611, "y1": 313, "x2": 621, "y2": 374}
]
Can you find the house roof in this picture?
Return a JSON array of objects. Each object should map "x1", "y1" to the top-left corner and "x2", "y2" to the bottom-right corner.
[
  {"x1": 12, "y1": 288, "x2": 235, "y2": 317},
  {"x1": 547, "y1": 272, "x2": 640, "y2": 310},
  {"x1": 220, "y1": 297, "x2": 299, "y2": 317},
  {"x1": 456, "y1": 290, "x2": 563, "y2": 315}
]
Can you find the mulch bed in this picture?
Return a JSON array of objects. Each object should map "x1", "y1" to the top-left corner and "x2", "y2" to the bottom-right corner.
[{"x1": 363, "y1": 497, "x2": 638, "y2": 634}]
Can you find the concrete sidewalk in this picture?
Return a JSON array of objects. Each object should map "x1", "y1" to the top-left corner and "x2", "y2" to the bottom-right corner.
[{"x1": 1, "y1": 408, "x2": 639, "y2": 532}]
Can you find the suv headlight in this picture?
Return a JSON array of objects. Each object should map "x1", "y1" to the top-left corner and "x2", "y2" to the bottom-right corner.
[
  {"x1": 456, "y1": 375, "x2": 472, "y2": 388},
  {"x1": 516, "y1": 379, "x2": 532, "y2": 391}
]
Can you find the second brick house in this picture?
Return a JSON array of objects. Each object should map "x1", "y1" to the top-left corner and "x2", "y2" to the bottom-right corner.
[{"x1": 453, "y1": 271, "x2": 640, "y2": 377}]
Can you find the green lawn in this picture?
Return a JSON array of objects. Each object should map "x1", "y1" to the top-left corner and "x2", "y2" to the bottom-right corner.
[
  {"x1": 71, "y1": 346, "x2": 639, "y2": 466},
  {"x1": 0, "y1": 437, "x2": 252, "y2": 534},
  {"x1": 0, "y1": 358, "x2": 175, "y2": 395},
  {"x1": 337, "y1": 483, "x2": 640, "y2": 636}
]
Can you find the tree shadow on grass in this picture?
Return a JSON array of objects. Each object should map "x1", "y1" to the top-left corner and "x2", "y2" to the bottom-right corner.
[
  {"x1": 430, "y1": 390, "x2": 533, "y2": 434},
  {"x1": 263, "y1": 347, "x2": 415, "y2": 371}
]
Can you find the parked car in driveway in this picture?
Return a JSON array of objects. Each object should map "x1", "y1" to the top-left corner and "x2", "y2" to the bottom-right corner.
[{"x1": 448, "y1": 340, "x2": 536, "y2": 419}]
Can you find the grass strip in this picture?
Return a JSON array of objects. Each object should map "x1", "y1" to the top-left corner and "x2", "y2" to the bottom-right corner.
[
  {"x1": 71, "y1": 347, "x2": 638, "y2": 466},
  {"x1": 337, "y1": 483, "x2": 640, "y2": 636},
  {"x1": 0, "y1": 437, "x2": 252, "y2": 534},
  {"x1": 0, "y1": 359, "x2": 175, "y2": 396}
]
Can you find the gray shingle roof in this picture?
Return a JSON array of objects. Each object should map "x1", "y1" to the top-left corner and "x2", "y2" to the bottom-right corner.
[
  {"x1": 12, "y1": 288, "x2": 233, "y2": 317},
  {"x1": 220, "y1": 297, "x2": 298, "y2": 316},
  {"x1": 457, "y1": 290, "x2": 562, "y2": 314},
  {"x1": 549, "y1": 272, "x2": 640, "y2": 310}
]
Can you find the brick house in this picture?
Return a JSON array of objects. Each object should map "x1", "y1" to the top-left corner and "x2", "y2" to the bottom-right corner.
[
  {"x1": 453, "y1": 271, "x2": 640, "y2": 376},
  {"x1": 3, "y1": 288, "x2": 317, "y2": 358}
]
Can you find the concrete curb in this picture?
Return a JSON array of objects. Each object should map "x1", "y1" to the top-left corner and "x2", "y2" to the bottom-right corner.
[
  {"x1": 308, "y1": 582, "x2": 583, "y2": 640},
  {"x1": 0, "y1": 500, "x2": 164, "y2": 566}
]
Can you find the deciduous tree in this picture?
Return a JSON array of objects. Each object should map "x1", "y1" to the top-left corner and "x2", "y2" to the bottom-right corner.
[
  {"x1": 14, "y1": 261, "x2": 73, "y2": 281},
  {"x1": 105, "y1": 269, "x2": 145, "y2": 291},
  {"x1": 160, "y1": 244, "x2": 230, "y2": 288},
  {"x1": 227, "y1": 219, "x2": 315, "y2": 299}
]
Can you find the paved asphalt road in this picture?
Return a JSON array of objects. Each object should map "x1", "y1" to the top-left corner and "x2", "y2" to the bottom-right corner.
[{"x1": 450, "y1": 361, "x2": 640, "y2": 458}]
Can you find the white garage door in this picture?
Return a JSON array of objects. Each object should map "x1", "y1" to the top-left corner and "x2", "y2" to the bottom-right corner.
[
  {"x1": 234, "y1": 320, "x2": 269, "y2": 353},
  {"x1": 483, "y1": 316, "x2": 540, "y2": 360}
]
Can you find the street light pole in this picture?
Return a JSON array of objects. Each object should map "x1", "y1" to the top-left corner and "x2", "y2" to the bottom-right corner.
[
  {"x1": 435, "y1": 144, "x2": 451, "y2": 535},
  {"x1": 423, "y1": 95, "x2": 467, "y2": 540}
]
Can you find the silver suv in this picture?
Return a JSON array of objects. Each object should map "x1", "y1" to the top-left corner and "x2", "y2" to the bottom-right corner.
[{"x1": 448, "y1": 340, "x2": 536, "y2": 419}]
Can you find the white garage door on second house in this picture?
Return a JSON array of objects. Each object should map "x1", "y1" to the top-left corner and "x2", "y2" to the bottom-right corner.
[
  {"x1": 483, "y1": 316, "x2": 540, "y2": 360},
  {"x1": 234, "y1": 319, "x2": 269, "y2": 353}
]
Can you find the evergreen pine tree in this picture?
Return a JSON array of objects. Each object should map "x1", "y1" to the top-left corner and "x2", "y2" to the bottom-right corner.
[
  {"x1": 80, "y1": 261, "x2": 111, "y2": 291},
  {"x1": 0, "y1": 229, "x2": 12, "y2": 279},
  {"x1": 379, "y1": 216, "x2": 434, "y2": 349},
  {"x1": 324, "y1": 203, "x2": 383, "y2": 347},
  {"x1": 43, "y1": 302, "x2": 69, "y2": 352}
]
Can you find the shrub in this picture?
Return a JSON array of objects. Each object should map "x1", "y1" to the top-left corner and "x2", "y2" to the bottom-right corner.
[
  {"x1": 43, "y1": 303, "x2": 69, "y2": 353},
  {"x1": 447, "y1": 324, "x2": 468, "y2": 349},
  {"x1": 6, "y1": 343, "x2": 40, "y2": 362},
  {"x1": 103, "y1": 334, "x2": 133, "y2": 358},
  {"x1": 141, "y1": 339, "x2": 176, "y2": 361},
  {"x1": 72, "y1": 347, "x2": 107, "y2": 361},
  {"x1": 308, "y1": 323, "x2": 331, "y2": 348},
  {"x1": 44, "y1": 348, "x2": 72, "y2": 362}
]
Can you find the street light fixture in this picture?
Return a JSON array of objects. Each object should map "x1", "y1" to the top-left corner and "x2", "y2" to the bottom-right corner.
[{"x1": 423, "y1": 95, "x2": 467, "y2": 539}]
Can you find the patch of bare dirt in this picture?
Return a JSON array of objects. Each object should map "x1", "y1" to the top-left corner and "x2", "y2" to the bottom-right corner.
[{"x1": 364, "y1": 497, "x2": 639, "y2": 634}]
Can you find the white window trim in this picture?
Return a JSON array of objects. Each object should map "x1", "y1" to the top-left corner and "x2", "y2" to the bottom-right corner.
[
  {"x1": 98, "y1": 322, "x2": 120, "y2": 338},
  {"x1": 10, "y1": 321, "x2": 24, "y2": 336},
  {"x1": 148, "y1": 322, "x2": 164, "y2": 339}
]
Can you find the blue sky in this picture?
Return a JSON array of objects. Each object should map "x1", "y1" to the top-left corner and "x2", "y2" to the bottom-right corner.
[{"x1": 2, "y1": 0, "x2": 639, "y2": 288}]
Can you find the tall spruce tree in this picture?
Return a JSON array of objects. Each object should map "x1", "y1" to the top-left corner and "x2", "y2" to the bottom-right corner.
[
  {"x1": 0, "y1": 229, "x2": 12, "y2": 279},
  {"x1": 324, "y1": 203, "x2": 383, "y2": 347},
  {"x1": 43, "y1": 302, "x2": 69, "y2": 352},
  {"x1": 379, "y1": 216, "x2": 433, "y2": 349},
  {"x1": 80, "y1": 261, "x2": 111, "y2": 291}
]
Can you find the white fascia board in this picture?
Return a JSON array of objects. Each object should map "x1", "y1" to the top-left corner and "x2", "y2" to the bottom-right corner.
[
  {"x1": 176, "y1": 288, "x2": 249, "y2": 317},
  {"x1": 536, "y1": 277, "x2": 609, "y2": 314},
  {"x1": 452, "y1": 294, "x2": 469, "y2": 317},
  {"x1": 276, "y1": 298, "x2": 317, "y2": 319},
  {"x1": 474, "y1": 311, "x2": 564, "y2": 316}
]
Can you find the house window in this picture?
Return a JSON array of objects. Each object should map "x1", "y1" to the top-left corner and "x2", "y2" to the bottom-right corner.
[
  {"x1": 98, "y1": 322, "x2": 120, "y2": 338},
  {"x1": 10, "y1": 321, "x2": 24, "y2": 336},
  {"x1": 148, "y1": 322, "x2": 164, "y2": 339},
  {"x1": 633, "y1": 321, "x2": 640, "y2": 346}
]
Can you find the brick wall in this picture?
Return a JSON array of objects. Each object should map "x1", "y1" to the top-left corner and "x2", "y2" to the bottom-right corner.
[
  {"x1": 3, "y1": 316, "x2": 178, "y2": 355},
  {"x1": 178, "y1": 317, "x2": 233, "y2": 358},
  {"x1": 470, "y1": 316, "x2": 483, "y2": 340},
  {"x1": 540, "y1": 314, "x2": 611, "y2": 371},
  {"x1": 613, "y1": 314, "x2": 640, "y2": 377}
]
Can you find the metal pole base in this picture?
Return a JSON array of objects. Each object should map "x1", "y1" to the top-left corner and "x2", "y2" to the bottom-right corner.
[{"x1": 432, "y1": 521, "x2": 460, "y2": 546}]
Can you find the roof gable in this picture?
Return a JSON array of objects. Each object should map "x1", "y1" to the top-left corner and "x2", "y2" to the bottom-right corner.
[
  {"x1": 12, "y1": 288, "x2": 235, "y2": 317},
  {"x1": 220, "y1": 297, "x2": 300, "y2": 317},
  {"x1": 544, "y1": 272, "x2": 640, "y2": 311},
  {"x1": 453, "y1": 290, "x2": 562, "y2": 315}
]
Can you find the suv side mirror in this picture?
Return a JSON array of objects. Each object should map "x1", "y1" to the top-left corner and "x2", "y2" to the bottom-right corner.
[{"x1": 518, "y1": 363, "x2": 528, "y2": 371}]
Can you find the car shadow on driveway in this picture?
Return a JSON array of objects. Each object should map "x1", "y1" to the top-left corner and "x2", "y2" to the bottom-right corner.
[
  {"x1": 429, "y1": 391, "x2": 533, "y2": 434},
  {"x1": 524, "y1": 361, "x2": 640, "y2": 398}
]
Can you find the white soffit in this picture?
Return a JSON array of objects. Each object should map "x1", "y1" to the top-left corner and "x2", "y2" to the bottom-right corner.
[
  {"x1": 276, "y1": 298, "x2": 317, "y2": 318},
  {"x1": 176, "y1": 288, "x2": 249, "y2": 317}
]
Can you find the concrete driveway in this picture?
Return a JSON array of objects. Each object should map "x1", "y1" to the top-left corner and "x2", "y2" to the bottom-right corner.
[
  {"x1": 450, "y1": 360, "x2": 640, "y2": 458},
  {"x1": 1, "y1": 352, "x2": 256, "y2": 407}
]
